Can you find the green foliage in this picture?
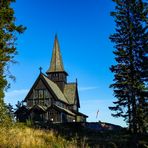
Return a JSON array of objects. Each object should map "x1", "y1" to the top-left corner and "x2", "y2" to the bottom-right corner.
[
  {"x1": 138, "y1": 141, "x2": 148, "y2": 148},
  {"x1": 26, "y1": 119, "x2": 33, "y2": 127},
  {"x1": 109, "y1": 0, "x2": 148, "y2": 134},
  {"x1": 0, "y1": 0, "x2": 26, "y2": 122},
  {"x1": 106, "y1": 142, "x2": 117, "y2": 148},
  {"x1": 15, "y1": 100, "x2": 23, "y2": 109},
  {"x1": 0, "y1": 101, "x2": 13, "y2": 127},
  {"x1": 6, "y1": 103, "x2": 14, "y2": 120}
]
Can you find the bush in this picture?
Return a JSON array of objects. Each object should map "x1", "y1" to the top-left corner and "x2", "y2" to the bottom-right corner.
[{"x1": 106, "y1": 142, "x2": 117, "y2": 148}]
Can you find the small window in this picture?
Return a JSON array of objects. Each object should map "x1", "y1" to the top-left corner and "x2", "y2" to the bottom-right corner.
[
  {"x1": 34, "y1": 99, "x2": 39, "y2": 105},
  {"x1": 44, "y1": 99, "x2": 51, "y2": 106},
  {"x1": 39, "y1": 90, "x2": 43, "y2": 98},
  {"x1": 54, "y1": 73, "x2": 58, "y2": 77},
  {"x1": 44, "y1": 90, "x2": 49, "y2": 98},
  {"x1": 40, "y1": 99, "x2": 44, "y2": 105},
  {"x1": 60, "y1": 74, "x2": 65, "y2": 79},
  {"x1": 34, "y1": 90, "x2": 38, "y2": 99}
]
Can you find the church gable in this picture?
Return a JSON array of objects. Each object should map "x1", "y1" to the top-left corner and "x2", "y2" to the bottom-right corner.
[
  {"x1": 32, "y1": 79, "x2": 53, "y2": 101},
  {"x1": 35, "y1": 79, "x2": 47, "y2": 89},
  {"x1": 24, "y1": 75, "x2": 52, "y2": 100}
]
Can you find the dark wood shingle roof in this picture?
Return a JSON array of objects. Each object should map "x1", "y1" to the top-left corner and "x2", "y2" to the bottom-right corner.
[
  {"x1": 46, "y1": 35, "x2": 66, "y2": 73},
  {"x1": 64, "y1": 83, "x2": 76, "y2": 105}
]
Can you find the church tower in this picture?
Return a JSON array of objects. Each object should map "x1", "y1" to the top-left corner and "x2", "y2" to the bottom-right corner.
[{"x1": 46, "y1": 35, "x2": 68, "y2": 92}]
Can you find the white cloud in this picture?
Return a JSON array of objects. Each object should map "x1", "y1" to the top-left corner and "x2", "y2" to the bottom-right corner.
[
  {"x1": 4, "y1": 89, "x2": 28, "y2": 106},
  {"x1": 78, "y1": 86, "x2": 98, "y2": 92}
]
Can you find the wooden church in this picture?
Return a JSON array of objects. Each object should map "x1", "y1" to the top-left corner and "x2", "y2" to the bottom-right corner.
[{"x1": 16, "y1": 35, "x2": 88, "y2": 123}]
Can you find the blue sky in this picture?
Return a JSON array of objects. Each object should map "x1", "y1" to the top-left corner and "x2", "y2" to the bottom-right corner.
[{"x1": 5, "y1": 0, "x2": 127, "y2": 127}]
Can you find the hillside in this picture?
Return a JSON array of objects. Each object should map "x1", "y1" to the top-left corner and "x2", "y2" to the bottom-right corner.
[
  {"x1": 1, "y1": 122, "x2": 147, "y2": 148},
  {"x1": 0, "y1": 123, "x2": 78, "y2": 148}
]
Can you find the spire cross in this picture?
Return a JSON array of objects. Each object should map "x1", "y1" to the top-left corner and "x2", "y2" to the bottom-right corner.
[{"x1": 39, "y1": 67, "x2": 42, "y2": 73}]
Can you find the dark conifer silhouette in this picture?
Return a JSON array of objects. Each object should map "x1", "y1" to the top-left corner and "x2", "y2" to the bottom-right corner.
[{"x1": 109, "y1": 0, "x2": 148, "y2": 134}]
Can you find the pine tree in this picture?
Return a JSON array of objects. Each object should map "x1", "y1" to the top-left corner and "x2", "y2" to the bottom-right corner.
[
  {"x1": 6, "y1": 103, "x2": 14, "y2": 121},
  {"x1": 0, "y1": 0, "x2": 26, "y2": 123},
  {"x1": 15, "y1": 101, "x2": 23, "y2": 110},
  {"x1": 109, "y1": 0, "x2": 148, "y2": 134}
]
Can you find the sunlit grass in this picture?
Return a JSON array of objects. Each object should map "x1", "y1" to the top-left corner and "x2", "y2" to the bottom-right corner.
[{"x1": 0, "y1": 123, "x2": 77, "y2": 148}]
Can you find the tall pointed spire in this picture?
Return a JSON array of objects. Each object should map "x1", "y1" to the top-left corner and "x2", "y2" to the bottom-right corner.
[
  {"x1": 46, "y1": 35, "x2": 68, "y2": 91},
  {"x1": 46, "y1": 35, "x2": 65, "y2": 73}
]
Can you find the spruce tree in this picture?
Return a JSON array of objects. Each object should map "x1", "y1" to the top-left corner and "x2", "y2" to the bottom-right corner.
[
  {"x1": 0, "y1": 0, "x2": 26, "y2": 123},
  {"x1": 109, "y1": 0, "x2": 148, "y2": 133},
  {"x1": 6, "y1": 103, "x2": 14, "y2": 121}
]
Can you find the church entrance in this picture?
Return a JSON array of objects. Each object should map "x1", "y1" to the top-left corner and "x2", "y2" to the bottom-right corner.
[
  {"x1": 30, "y1": 106, "x2": 46, "y2": 122},
  {"x1": 62, "y1": 113, "x2": 67, "y2": 122},
  {"x1": 32, "y1": 112, "x2": 43, "y2": 122}
]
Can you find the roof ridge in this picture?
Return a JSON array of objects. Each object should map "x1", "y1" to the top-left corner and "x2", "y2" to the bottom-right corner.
[{"x1": 66, "y1": 82, "x2": 76, "y2": 85}]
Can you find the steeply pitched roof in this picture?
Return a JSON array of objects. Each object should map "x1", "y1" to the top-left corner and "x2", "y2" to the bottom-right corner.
[
  {"x1": 46, "y1": 35, "x2": 65, "y2": 73},
  {"x1": 42, "y1": 74, "x2": 69, "y2": 104},
  {"x1": 72, "y1": 110, "x2": 88, "y2": 117},
  {"x1": 47, "y1": 105, "x2": 76, "y2": 116},
  {"x1": 64, "y1": 83, "x2": 76, "y2": 104},
  {"x1": 29, "y1": 104, "x2": 47, "y2": 112}
]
